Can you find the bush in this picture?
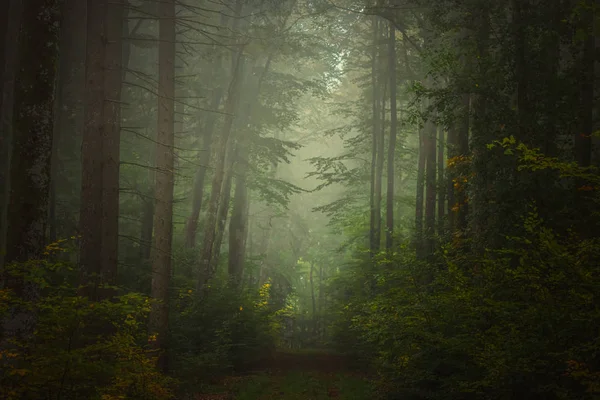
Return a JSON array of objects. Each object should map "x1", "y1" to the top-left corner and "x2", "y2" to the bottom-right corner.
[
  {"x1": 0, "y1": 248, "x2": 175, "y2": 400},
  {"x1": 331, "y1": 212, "x2": 600, "y2": 400},
  {"x1": 169, "y1": 279, "x2": 280, "y2": 389}
]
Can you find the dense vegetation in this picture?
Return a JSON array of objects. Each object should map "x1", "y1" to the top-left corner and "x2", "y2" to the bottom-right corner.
[{"x1": 1, "y1": 0, "x2": 599, "y2": 399}]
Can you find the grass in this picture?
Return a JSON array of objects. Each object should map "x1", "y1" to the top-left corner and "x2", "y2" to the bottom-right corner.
[
  {"x1": 233, "y1": 371, "x2": 374, "y2": 399},
  {"x1": 191, "y1": 348, "x2": 376, "y2": 399}
]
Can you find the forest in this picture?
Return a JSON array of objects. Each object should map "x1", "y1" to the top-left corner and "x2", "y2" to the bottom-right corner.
[{"x1": 0, "y1": 0, "x2": 599, "y2": 399}]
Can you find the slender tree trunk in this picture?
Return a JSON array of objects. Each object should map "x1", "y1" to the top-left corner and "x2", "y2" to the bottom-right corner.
[
  {"x1": 80, "y1": 0, "x2": 106, "y2": 300},
  {"x1": 3, "y1": 0, "x2": 60, "y2": 333},
  {"x1": 469, "y1": 9, "x2": 491, "y2": 255},
  {"x1": 513, "y1": 0, "x2": 529, "y2": 140},
  {"x1": 211, "y1": 154, "x2": 234, "y2": 268},
  {"x1": 228, "y1": 166, "x2": 249, "y2": 287},
  {"x1": 78, "y1": 0, "x2": 124, "y2": 300},
  {"x1": 446, "y1": 125, "x2": 456, "y2": 234},
  {"x1": 369, "y1": 16, "x2": 380, "y2": 255},
  {"x1": 375, "y1": 80, "x2": 386, "y2": 253},
  {"x1": 309, "y1": 262, "x2": 317, "y2": 336},
  {"x1": 227, "y1": 50, "x2": 274, "y2": 288},
  {"x1": 386, "y1": 22, "x2": 397, "y2": 250},
  {"x1": 456, "y1": 93, "x2": 470, "y2": 233},
  {"x1": 130, "y1": 15, "x2": 155, "y2": 263},
  {"x1": 50, "y1": 0, "x2": 87, "y2": 243},
  {"x1": 184, "y1": 12, "x2": 229, "y2": 248},
  {"x1": 149, "y1": 0, "x2": 176, "y2": 373},
  {"x1": 318, "y1": 263, "x2": 323, "y2": 339},
  {"x1": 140, "y1": 146, "x2": 155, "y2": 261},
  {"x1": 0, "y1": 0, "x2": 7, "y2": 100},
  {"x1": 197, "y1": 49, "x2": 245, "y2": 293},
  {"x1": 575, "y1": 0, "x2": 595, "y2": 238},
  {"x1": 100, "y1": 0, "x2": 123, "y2": 295},
  {"x1": 415, "y1": 125, "x2": 426, "y2": 259},
  {"x1": 576, "y1": 1, "x2": 594, "y2": 168},
  {"x1": 0, "y1": 0, "x2": 22, "y2": 273},
  {"x1": 424, "y1": 121, "x2": 437, "y2": 257},
  {"x1": 437, "y1": 129, "x2": 445, "y2": 236}
]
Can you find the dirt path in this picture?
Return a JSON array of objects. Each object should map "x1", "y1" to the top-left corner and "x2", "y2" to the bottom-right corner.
[
  {"x1": 252, "y1": 349, "x2": 357, "y2": 374},
  {"x1": 193, "y1": 349, "x2": 374, "y2": 400}
]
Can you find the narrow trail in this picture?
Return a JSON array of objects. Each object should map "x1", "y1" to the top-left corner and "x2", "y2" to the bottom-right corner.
[{"x1": 193, "y1": 349, "x2": 374, "y2": 400}]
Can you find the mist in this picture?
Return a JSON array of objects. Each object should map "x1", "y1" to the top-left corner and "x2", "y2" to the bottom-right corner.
[{"x1": 1, "y1": 0, "x2": 600, "y2": 399}]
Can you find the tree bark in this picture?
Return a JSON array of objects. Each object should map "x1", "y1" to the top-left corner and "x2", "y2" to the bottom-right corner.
[
  {"x1": 309, "y1": 262, "x2": 317, "y2": 336},
  {"x1": 79, "y1": 0, "x2": 123, "y2": 301},
  {"x1": 3, "y1": 0, "x2": 60, "y2": 339},
  {"x1": 100, "y1": 0, "x2": 124, "y2": 295},
  {"x1": 437, "y1": 129, "x2": 445, "y2": 236},
  {"x1": 227, "y1": 49, "x2": 274, "y2": 288},
  {"x1": 446, "y1": 125, "x2": 457, "y2": 234},
  {"x1": 5, "y1": 0, "x2": 60, "y2": 261},
  {"x1": 456, "y1": 93, "x2": 470, "y2": 233},
  {"x1": 49, "y1": 0, "x2": 87, "y2": 242},
  {"x1": 211, "y1": 154, "x2": 234, "y2": 269},
  {"x1": 197, "y1": 48, "x2": 245, "y2": 293},
  {"x1": 148, "y1": 0, "x2": 176, "y2": 373},
  {"x1": 0, "y1": 0, "x2": 23, "y2": 273},
  {"x1": 79, "y1": 0, "x2": 107, "y2": 299},
  {"x1": 228, "y1": 161, "x2": 249, "y2": 287},
  {"x1": 385, "y1": 22, "x2": 397, "y2": 250},
  {"x1": 576, "y1": 1, "x2": 594, "y2": 168},
  {"x1": 424, "y1": 120, "x2": 437, "y2": 257},
  {"x1": 140, "y1": 160, "x2": 155, "y2": 261},
  {"x1": 574, "y1": 0, "x2": 595, "y2": 238},
  {"x1": 415, "y1": 124, "x2": 426, "y2": 259},
  {"x1": 369, "y1": 16, "x2": 380, "y2": 255},
  {"x1": 184, "y1": 12, "x2": 229, "y2": 248}
]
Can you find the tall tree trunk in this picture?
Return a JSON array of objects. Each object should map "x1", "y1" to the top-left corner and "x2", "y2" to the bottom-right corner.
[
  {"x1": 184, "y1": 12, "x2": 228, "y2": 248},
  {"x1": 318, "y1": 263, "x2": 323, "y2": 339},
  {"x1": 469, "y1": 9, "x2": 491, "y2": 255},
  {"x1": 437, "y1": 129, "x2": 445, "y2": 236},
  {"x1": 211, "y1": 154, "x2": 234, "y2": 268},
  {"x1": 415, "y1": 123, "x2": 426, "y2": 259},
  {"x1": 375, "y1": 82, "x2": 386, "y2": 253},
  {"x1": 575, "y1": 0, "x2": 595, "y2": 238},
  {"x1": 197, "y1": 49, "x2": 245, "y2": 293},
  {"x1": 424, "y1": 120, "x2": 437, "y2": 257},
  {"x1": 79, "y1": 0, "x2": 124, "y2": 301},
  {"x1": 130, "y1": 14, "x2": 156, "y2": 263},
  {"x1": 456, "y1": 93, "x2": 470, "y2": 233},
  {"x1": 140, "y1": 152, "x2": 155, "y2": 261},
  {"x1": 576, "y1": 0, "x2": 594, "y2": 168},
  {"x1": 100, "y1": 0, "x2": 124, "y2": 296},
  {"x1": 149, "y1": 0, "x2": 176, "y2": 373},
  {"x1": 49, "y1": 0, "x2": 87, "y2": 243},
  {"x1": 0, "y1": 0, "x2": 22, "y2": 273},
  {"x1": 228, "y1": 162, "x2": 249, "y2": 287},
  {"x1": 3, "y1": 0, "x2": 60, "y2": 334},
  {"x1": 227, "y1": 50, "x2": 274, "y2": 288},
  {"x1": 80, "y1": 0, "x2": 105, "y2": 300},
  {"x1": 369, "y1": 16, "x2": 380, "y2": 255},
  {"x1": 446, "y1": 125, "x2": 457, "y2": 234},
  {"x1": 386, "y1": 22, "x2": 397, "y2": 250},
  {"x1": 309, "y1": 262, "x2": 317, "y2": 336}
]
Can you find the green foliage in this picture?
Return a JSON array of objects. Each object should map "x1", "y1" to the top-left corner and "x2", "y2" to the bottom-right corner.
[
  {"x1": 332, "y1": 215, "x2": 600, "y2": 399},
  {"x1": 169, "y1": 279, "x2": 282, "y2": 390},
  {"x1": 0, "y1": 253, "x2": 175, "y2": 400}
]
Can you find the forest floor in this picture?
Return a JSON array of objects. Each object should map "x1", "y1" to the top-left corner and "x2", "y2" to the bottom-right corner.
[{"x1": 192, "y1": 349, "x2": 375, "y2": 399}]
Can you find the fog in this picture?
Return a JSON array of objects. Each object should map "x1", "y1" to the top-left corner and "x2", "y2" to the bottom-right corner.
[{"x1": 1, "y1": 0, "x2": 599, "y2": 398}]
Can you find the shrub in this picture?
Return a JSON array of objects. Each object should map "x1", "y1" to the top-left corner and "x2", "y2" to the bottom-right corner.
[{"x1": 0, "y1": 246, "x2": 175, "y2": 400}]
